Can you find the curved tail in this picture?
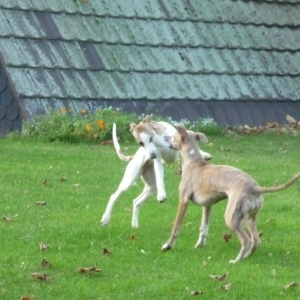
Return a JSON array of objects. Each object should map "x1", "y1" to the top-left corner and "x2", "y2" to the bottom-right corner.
[
  {"x1": 112, "y1": 123, "x2": 134, "y2": 162},
  {"x1": 255, "y1": 172, "x2": 300, "y2": 194}
]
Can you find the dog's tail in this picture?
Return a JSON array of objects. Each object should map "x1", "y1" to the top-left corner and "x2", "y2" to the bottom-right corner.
[
  {"x1": 255, "y1": 172, "x2": 300, "y2": 194},
  {"x1": 112, "y1": 123, "x2": 134, "y2": 162}
]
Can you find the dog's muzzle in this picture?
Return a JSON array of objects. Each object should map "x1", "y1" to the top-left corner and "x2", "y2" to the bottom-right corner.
[{"x1": 150, "y1": 152, "x2": 157, "y2": 159}]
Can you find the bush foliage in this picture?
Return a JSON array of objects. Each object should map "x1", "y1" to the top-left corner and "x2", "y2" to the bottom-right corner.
[{"x1": 20, "y1": 107, "x2": 222, "y2": 143}]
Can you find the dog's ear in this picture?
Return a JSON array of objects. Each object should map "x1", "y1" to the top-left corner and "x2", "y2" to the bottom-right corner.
[
  {"x1": 142, "y1": 114, "x2": 153, "y2": 123},
  {"x1": 195, "y1": 132, "x2": 208, "y2": 143},
  {"x1": 130, "y1": 122, "x2": 137, "y2": 132},
  {"x1": 175, "y1": 123, "x2": 188, "y2": 139}
]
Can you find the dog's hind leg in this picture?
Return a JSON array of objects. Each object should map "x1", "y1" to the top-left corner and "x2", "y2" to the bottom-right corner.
[
  {"x1": 225, "y1": 201, "x2": 251, "y2": 263},
  {"x1": 101, "y1": 151, "x2": 147, "y2": 226},
  {"x1": 195, "y1": 206, "x2": 212, "y2": 248},
  {"x1": 243, "y1": 215, "x2": 261, "y2": 258},
  {"x1": 132, "y1": 167, "x2": 156, "y2": 228}
]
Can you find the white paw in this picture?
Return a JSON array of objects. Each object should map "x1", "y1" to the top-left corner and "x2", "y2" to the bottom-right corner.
[
  {"x1": 229, "y1": 259, "x2": 238, "y2": 264},
  {"x1": 161, "y1": 243, "x2": 172, "y2": 251},
  {"x1": 157, "y1": 191, "x2": 167, "y2": 202},
  {"x1": 131, "y1": 220, "x2": 139, "y2": 228},
  {"x1": 101, "y1": 215, "x2": 110, "y2": 226}
]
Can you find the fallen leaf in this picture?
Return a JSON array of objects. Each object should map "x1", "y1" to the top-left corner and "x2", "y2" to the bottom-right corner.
[
  {"x1": 42, "y1": 179, "x2": 49, "y2": 185},
  {"x1": 31, "y1": 272, "x2": 51, "y2": 281},
  {"x1": 2, "y1": 217, "x2": 12, "y2": 222},
  {"x1": 129, "y1": 235, "x2": 138, "y2": 241},
  {"x1": 35, "y1": 201, "x2": 47, "y2": 205},
  {"x1": 210, "y1": 273, "x2": 228, "y2": 281},
  {"x1": 41, "y1": 258, "x2": 52, "y2": 268},
  {"x1": 39, "y1": 242, "x2": 49, "y2": 251},
  {"x1": 78, "y1": 265, "x2": 101, "y2": 274},
  {"x1": 222, "y1": 283, "x2": 234, "y2": 290},
  {"x1": 19, "y1": 296, "x2": 34, "y2": 300},
  {"x1": 190, "y1": 290, "x2": 203, "y2": 296},
  {"x1": 102, "y1": 248, "x2": 111, "y2": 255},
  {"x1": 101, "y1": 139, "x2": 114, "y2": 145},
  {"x1": 59, "y1": 176, "x2": 67, "y2": 181},
  {"x1": 73, "y1": 183, "x2": 80, "y2": 188},
  {"x1": 284, "y1": 281, "x2": 298, "y2": 290},
  {"x1": 223, "y1": 233, "x2": 231, "y2": 243}
]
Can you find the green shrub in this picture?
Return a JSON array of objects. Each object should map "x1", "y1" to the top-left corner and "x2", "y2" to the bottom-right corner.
[{"x1": 19, "y1": 108, "x2": 223, "y2": 143}]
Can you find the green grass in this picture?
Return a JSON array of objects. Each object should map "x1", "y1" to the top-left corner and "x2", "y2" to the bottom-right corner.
[{"x1": 0, "y1": 133, "x2": 300, "y2": 300}]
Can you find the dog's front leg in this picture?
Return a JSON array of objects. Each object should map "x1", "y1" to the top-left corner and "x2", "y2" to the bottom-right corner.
[
  {"x1": 153, "y1": 158, "x2": 166, "y2": 202},
  {"x1": 161, "y1": 198, "x2": 189, "y2": 250},
  {"x1": 195, "y1": 206, "x2": 211, "y2": 248}
]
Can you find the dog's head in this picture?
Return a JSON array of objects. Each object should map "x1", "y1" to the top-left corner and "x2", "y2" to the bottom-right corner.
[
  {"x1": 130, "y1": 115, "x2": 163, "y2": 159},
  {"x1": 169, "y1": 124, "x2": 209, "y2": 159}
]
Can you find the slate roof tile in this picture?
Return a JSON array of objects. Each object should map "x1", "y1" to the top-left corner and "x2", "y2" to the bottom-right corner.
[{"x1": 1, "y1": 0, "x2": 300, "y2": 130}]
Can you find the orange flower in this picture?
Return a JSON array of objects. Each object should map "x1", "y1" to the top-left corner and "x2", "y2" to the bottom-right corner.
[
  {"x1": 61, "y1": 107, "x2": 67, "y2": 113},
  {"x1": 97, "y1": 120, "x2": 105, "y2": 130},
  {"x1": 86, "y1": 124, "x2": 91, "y2": 132},
  {"x1": 81, "y1": 109, "x2": 87, "y2": 115}
]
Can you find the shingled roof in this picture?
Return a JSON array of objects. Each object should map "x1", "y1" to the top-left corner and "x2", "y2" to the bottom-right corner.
[{"x1": 1, "y1": 0, "x2": 300, "y2": 135}]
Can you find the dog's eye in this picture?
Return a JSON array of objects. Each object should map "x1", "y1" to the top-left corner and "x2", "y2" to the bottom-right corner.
[{"x1": 139, "y1": 141, "x2": 144, "y2": 147}]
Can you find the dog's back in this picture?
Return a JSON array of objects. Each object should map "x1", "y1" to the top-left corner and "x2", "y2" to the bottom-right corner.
[{"x1": 181, "y1": 162, "x2": 259, "y2": 206}]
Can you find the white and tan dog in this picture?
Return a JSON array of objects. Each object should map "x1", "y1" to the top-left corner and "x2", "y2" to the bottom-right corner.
[
  {"x1": 101, "y1": 115, "x2": 212, "y2": 228},
  {"x1": 162, "y1": 124, "x2": 300, "y2": 263}
]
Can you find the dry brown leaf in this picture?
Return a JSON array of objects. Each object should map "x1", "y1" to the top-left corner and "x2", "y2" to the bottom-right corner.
[
  {"x1": 19, "y1": 296, "x2": 34, "y2": 300},
  {"x1": 78, "y1": 265, "x2": 101, "y2": 274},
  {"x1": 31, "y1": 272, "x2": 51, "y2": 281},
  {"x1": 59, "y1": 176, "x2": 67, "y2": 181},
  {"x1": 223, "y1": 233, "x2": 232, "y2": 243},
  {"x1": 129, "y1": 235, "x2": 138, "y2": 241},
  {"x1": 102, "y1": 248, "x2": 111, "y2": 255},
  {"x1": 73, "y1": 183, "x2": 80, "y2": 188},
  {"x1": 100, "y1": 139, "x2": 114, "y2": 145},
  {"x1": 39, "y1": 242, "x2": 49, "y2": 251},
  {"x1": 2, "y1": 217, "x2": 12, "y2": 222},
  {"x1": 42, "y1": 179, "x2": 49, "y2": 185},
  {"x1": 284, "y1": 281, "x2": 298, "y2": 290},
  {"x1": 210, "y1": 273, "x2": 228, "y2": 281},
  {"x1": 222, "y1": 283, "x2": 234, "y2": 290},
  {"x1": 36, "y1": 201, "x2": 47, "y2": 205},
  {"x1": 41, "y1": 258, "x2": 52, "y2": 268}
]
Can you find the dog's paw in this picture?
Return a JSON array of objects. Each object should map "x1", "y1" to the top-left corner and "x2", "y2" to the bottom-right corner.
[
  {"x1": 157, "y1": 192, "x2": 167, "y2": 202},
  {"x1": 161, "y1": 243, "x2": 172, "y2": 251},
  {"x1": 229, "y1": 259, "x2": 238, "y2": 264},
  {"x1": 194, "y1": 241, "x2": 205, "y2": 248},
  {"x1": 100, "y1": 215, "x2": 110, "y2": 226},
  {"x1": 131, "y1": 221, "x2": 139, "y2": 228}
]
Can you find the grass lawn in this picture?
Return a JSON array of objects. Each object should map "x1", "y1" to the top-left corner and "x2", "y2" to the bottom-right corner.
[{"x1": 0, "y1": 132, "x2": 300, "y2": 299}]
